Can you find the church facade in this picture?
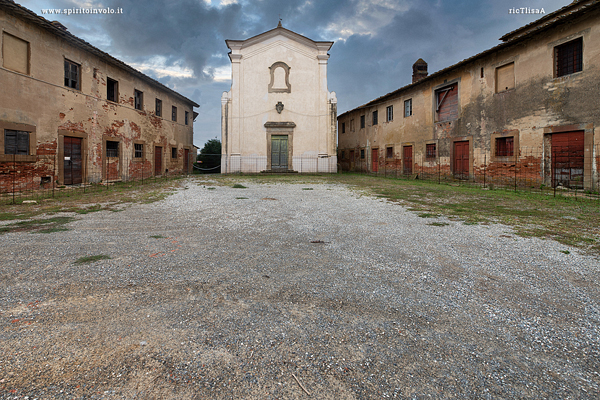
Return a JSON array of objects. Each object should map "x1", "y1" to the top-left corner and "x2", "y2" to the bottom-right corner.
[{"x1": 221, "y1": 23, "x2": 337, "y2": 173}]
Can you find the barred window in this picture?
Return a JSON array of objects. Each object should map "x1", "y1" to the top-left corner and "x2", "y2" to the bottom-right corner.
[
  {"x1": 106, "y1": 140, "x2": 119, "y2": 157},
  {"x1": 555, "y1": 37, "x2": 582, "y2": 77},
  {"x1": 134, "y1": 143, "x2": 143, "y2": 158},
  {"x1": 496, "y1": 137, "x2": 514, "y2": 157},
  {"x1": 386, "y1": 146, "x2": 393, "y2": 159},
  {"x1": 426, "y1": 143, "x2": 436, "y2": 159}
]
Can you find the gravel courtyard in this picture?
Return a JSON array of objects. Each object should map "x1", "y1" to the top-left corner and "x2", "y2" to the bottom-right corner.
[{"x1": 1, "y1": 178, "x2": 599, "y2": 399}]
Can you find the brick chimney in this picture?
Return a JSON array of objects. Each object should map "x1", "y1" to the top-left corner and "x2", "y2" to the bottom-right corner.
[{"x1": 412, "y1": 58, "x2": 428, "y2": 83}]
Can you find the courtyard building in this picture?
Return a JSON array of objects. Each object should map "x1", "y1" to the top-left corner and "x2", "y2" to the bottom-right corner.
[
  {"x1": 0, "y1": 0, "x2": 199, "y2": 193},
  {"x1": 338, "y1": 0, "x2": 600, "y2": 190}
]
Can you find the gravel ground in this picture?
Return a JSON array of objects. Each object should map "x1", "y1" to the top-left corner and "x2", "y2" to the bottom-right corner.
[{"x1": 1, "y1": 177, "x2": 599, "y2": 399}]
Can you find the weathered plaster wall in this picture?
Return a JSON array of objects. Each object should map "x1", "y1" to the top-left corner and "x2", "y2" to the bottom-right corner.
[
  {"x1": 338, "y1": 7, "x2": 600, "y2": 188},
  {"x1": 0, "y1": 7, "x2": 195, "y2": 191}
]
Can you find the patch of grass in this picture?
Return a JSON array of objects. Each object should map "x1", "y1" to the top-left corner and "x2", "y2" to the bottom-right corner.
[
  {"x1": 427, "y1": 222, "x2": 450, "y2": 227},
  {"x1": 560, "y1": 250, "x2": 570, "y2": 255},
  {"x1": 74, "y1": 254, "x2": 111, "y2": 265},
  {"x1": 206, "y1": 187, "x2": 216, "y2": 190},
  {"x1": 302, "y1": 188, "x2": 314, "y2": 190},
  {"x1": 418, "y1": 213, "x2": 437, "y2": 218},
  {"x1": 150, "y1": 235, "x2": 165, "y2": 239},
  {"x1": 1, "y1": 216, "x2": 76, "y2": 234},
  {"x1": 75, "y1": 205, "x2": 103, "y2": 214},
  {"x1": 236, "y1": 197, "x2": 249, "y2": 199},
  {"x1": 0, "y1": 212, "x2": 28, "y2": 221},
  {"x1": 232, "y1": 184, "x2": 247, "y2": 189}
]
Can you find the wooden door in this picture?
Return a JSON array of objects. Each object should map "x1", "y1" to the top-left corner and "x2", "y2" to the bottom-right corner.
[
  {"x1": 184, "y1": 149, "x2": 190, "y2": 174},
  {"x1": 552, "y1": 131, "x2": 584, "y2": 188},
  {"x1": 403, "y1": 146, "x2": 413, "y2": 175},
  {"x1": 271, "y1": 136, "x2": 288, "y2": 170},
  {"x1": 371, "y1": 148, "x2": 378, "y2": 172},
  {"x1": 64, "y1": 136, "x2": 82, "y2": 185},
  {"x1": 154, "y1": 146, "x2": 162, "y2": 176},
  {"x1": 454, "y1": 141, "x2": 469, "y2": 178}
]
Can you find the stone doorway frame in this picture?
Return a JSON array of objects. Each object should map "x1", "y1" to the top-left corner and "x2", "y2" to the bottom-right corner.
[{"x1": 265, "y1": 121, "x2": 295, "y2": 171}]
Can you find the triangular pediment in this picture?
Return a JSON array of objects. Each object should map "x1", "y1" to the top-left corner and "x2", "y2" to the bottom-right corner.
[{"x1": 226, "y1": 25, "x2": 333, "y2": 53}]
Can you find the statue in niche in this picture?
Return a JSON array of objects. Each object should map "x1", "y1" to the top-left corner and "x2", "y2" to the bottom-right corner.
[{"x1": 268, "y1": 61, "x2": 291, "y2": 93}]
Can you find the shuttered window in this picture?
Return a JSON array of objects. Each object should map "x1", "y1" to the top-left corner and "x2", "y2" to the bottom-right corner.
[
  {"x1": 2, "y1": 32, "x2": 29, "y2": 75},
  {"x1": 496, "y1": 63, "x2": 515, "y2": 93},
  {"x1": 436, "y1": 84, "x2": 458, "y2": 122},
  {"x1": 4, "y1": 130, "x2": 29, "y2": 155},
  {"x1": 426, "y1": 143, "x2": 436, "y2": 159},
  {"x1": 64, "y1": 59, "x2": 80, "y2": 90}
]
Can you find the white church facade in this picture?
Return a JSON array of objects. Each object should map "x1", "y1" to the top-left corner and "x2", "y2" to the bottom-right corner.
[{"x1": 221, "y1": 22, "x2": 337, "y2": 173}]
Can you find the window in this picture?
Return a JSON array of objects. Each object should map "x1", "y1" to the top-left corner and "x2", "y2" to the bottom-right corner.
[
  {"x1": 496, "y1": 63, "x2": 515, "y2": 93},
  {"x1": 480, "y1": 67, "x2": 484, "y2": 78},
  {"x1": 106, "y1": 140, "x2": 119, "y2": 157},
  {"x1": 134, "y1": 143, "x2": 143, "y2": 158},
  {"x1": 350, "y1": 119, "x2": 354, "y2": 131},
  {"x1": 2, "y1": 32, "x2": 29, "y2": 75},
  {"x1": 435, "y1": 84, "x2": 458, "y2": 122},
  {"x1": 360, "y1": 115, "x2": 365, "y2": 129},
  {"x1": 185, "y1": 111, "x2": 189, "y2": 125},
  {"x1": 386, "y1": 146, "x2": 393, "y2": 159},
  {"x1": 4, "y1": 130, "x2": 29, "y2": 155},
  {"x1": 360, "y1": 149, "x2": 365, "y2": 159},
  {"x1": 386, "y1": 106, "x2": 393, "y2": 122},
  {"x1": 172, "y1": 106, "x2": 177, "y2": 122},
  {"x1": 496, "y1": 137, "x2": 514, "y2": 157},
  {"x1": 372, "y1": 110, "x2": 378, "y2": 125},
  {"x1": 341, "y1": 122, "x2": 345, "y2": 134},
  {"x1": 341, "y1": 150, "x2": 345, "y2": 159},
  {"x1": 172, "y1": 147, "x2": 177, "y2": 159},
  {"x1": 426, "y1": 143, "x2": 436, "y2": 159},
  {"x1": 404, "y1": 99, "x2": 412, "y2": 117},
  {"x1": 155, "y1": 98, "x2": 162, "y2": 116},
  {"x1": 107, "y1": 78, "x2": 118, "y2": 102},
  {"x1": 134, "y1": 89, "x2": 143, "y2": 110},
  {"x1": 555, "y1": 37, "x2": 583, "y2": 77},
  {"x1": 64, "y1": 59, "x2": 80, "y2": 90}
]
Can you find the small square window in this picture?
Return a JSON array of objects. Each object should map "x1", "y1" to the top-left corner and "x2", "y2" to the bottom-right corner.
[
  {"x1": 360, "y1": 115, "x2": 365, "y2": 129},
  {"x1": 495, "y1": 63, "x2": 515, "y2": 93},
  {"x1": 386, "y1": 106, "x2": 393, "y2": 122},
  {"x1": 426, "y1": 143, "x2": 436, "y2": 159},
  {"x1": 341, "y1": 122, "x2": 345, "y2": 134},
  {"x1": 172, "y1": 106, "x2": 177, "y2": 122},
  {"x1": 155, "y1": 99, "x2": 162, "y2": 116},
  {"x1": 172, "y1": 147, "x2": 177, "y2": 159},
  {"x1": 107, "y1": 78, "x2": 118, "y2": 102},
  {"x1": 496, "y1": 137, "x2": 514, "y2": 157},
  {"x1": 555, "y1": 37, "x2": 582, "y2": 77},
  {"x1": 106, "y1": 140, "x2": 119, "y2": 157},
  {"x1": 64, "y1": 59, "x2": 80, "y2": 90},
  {"x1": 404, "y1": 99, "x2": 412, "y2": 117},
  {"x1": 360, "y1": 149, "x2": 365, "y2": 159},
  {"x1": 2, "y1": 32, "x2": 29, "y2": 75},
  {"x1": 4, "y1": 130, "x2": 29, "y2": 155},
  {"x1": 372, "y1": 110, "x2": 378, "y2": 125},
  {"x1": 134, "y1": 143, "x2": 143, "y2": 158},
  {"x1": 134, "y1": 89, "x2": 143, "y2": 110},
  {"x1": 386, "y1": 146, "x2": 393, "y2": 159}
]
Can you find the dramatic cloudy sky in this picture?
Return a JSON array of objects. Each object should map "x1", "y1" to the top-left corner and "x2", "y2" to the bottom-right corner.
[{"x1": 21, "y1": 0, "x2": 568, "y2": 148}]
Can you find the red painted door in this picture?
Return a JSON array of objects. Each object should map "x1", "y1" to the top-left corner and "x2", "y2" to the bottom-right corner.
[
  {"x1": 184, "y1": 149, "x2": 190, "y2": 174},
  {"x1": 64, "y1": 136, "x2": 82, "y2": 185},
  {"x1": 454, "y1": 141, "x2": 469, "y2": 178},
  {"x1": 552, "y1": 131, "x2": 584, "y2": 188},
  {"x1": 154, "y1": 146, "x2": 162, "y2": 176},
  {"x1": 403, "y1": 146, "x2": 413, "y2": 175},
  {"x1": 371, "y1": 148, "x2": 378, "y2": 172}
]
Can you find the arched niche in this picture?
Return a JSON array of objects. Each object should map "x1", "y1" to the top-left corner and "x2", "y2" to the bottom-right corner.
[{"x1": 268, "y1": 61, "x2": 291, "y2": 93}]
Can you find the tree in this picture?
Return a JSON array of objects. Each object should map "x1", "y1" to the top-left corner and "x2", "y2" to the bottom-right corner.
[{"x1": 195, "y1": 139, "x2": 221, "y2": 173}]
